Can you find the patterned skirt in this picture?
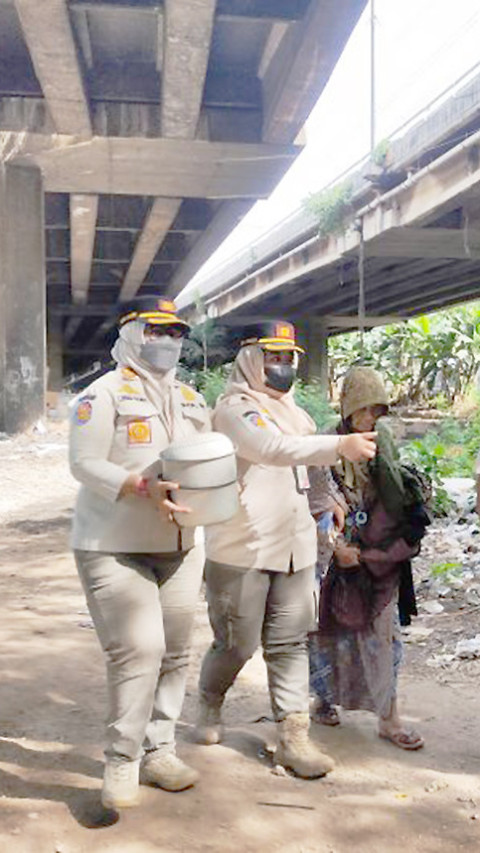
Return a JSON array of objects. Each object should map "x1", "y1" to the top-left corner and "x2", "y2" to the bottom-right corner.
[{"x1": 309, "y1": 593, "x2": 402, "y2": 719}]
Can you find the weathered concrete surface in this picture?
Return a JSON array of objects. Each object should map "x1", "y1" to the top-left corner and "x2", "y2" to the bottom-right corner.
[{"x1": 0, "y1": 164, "x2": 45, "y2": 434}]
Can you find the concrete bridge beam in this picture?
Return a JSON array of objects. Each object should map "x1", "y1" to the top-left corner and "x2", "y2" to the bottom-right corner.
[
  {"x1": 0, "y1": 164, "x2": 46, "y2": 434},
  {"x1": 47, "y1": 314, "x2": 64, "y2": 393},
  {"x1": 297, "y1": 317, "x2": 329, "y2": 394}
]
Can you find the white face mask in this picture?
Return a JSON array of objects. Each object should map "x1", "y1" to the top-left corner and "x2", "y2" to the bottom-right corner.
[{"x1": 139, "y1": 334, "x2": 183, "y2": 373}]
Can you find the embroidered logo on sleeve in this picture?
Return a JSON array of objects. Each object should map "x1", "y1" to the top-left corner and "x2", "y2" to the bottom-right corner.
[
  {"x1": 74, "y1": 400, "x2": 93, "y2": 425},
  {"x1": 242, "y1": 410, "x2": 267, "y2": 430},
  {"x1": 127, "y1": 419, "x2": 152, "y2": 445}
]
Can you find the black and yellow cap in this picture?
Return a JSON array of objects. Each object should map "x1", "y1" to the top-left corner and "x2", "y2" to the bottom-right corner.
[
  {"x1": 118, "y1": 296, "x2": 190, "y2": 334},
  {"x1": 240, "y1": 320, "x2": 305, "y2": 353}
]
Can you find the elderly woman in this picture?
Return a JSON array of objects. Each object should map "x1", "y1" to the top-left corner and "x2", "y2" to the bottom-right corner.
[
  {"x1": 194, "y1": 322, "x2": 377, "y2": 777},
  {"x1": 308, "y1": 366, "x2": 425, "y2": 750}
]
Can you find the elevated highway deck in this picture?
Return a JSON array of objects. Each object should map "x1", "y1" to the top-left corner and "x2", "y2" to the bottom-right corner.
[
  {"x1": 0, "y1": 0, "x2": 367, "y2": 431},
  {"x1": 179, "y1": 68, "x2": 480, "y2": 350}
]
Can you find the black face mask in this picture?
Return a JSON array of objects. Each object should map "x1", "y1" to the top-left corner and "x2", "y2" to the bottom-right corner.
[{"x1": 264, "y1": 364, "x2": 297, "y2": 393}]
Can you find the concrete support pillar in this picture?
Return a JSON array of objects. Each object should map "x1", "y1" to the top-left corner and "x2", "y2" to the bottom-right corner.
[
  {"x1": 0, "y1": 164, "x2": 45, "y2": 434},
  {"x1": 297, "y1": 317, "x2": 329, "y2": 394},
  {"x1": 47, "y1": 314, "x2": 64, "y2": 391}
]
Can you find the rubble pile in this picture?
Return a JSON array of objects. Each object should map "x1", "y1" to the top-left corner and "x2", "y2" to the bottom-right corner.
[{"x1": 407, "y1": 477, "x2": 480, "y2": 677}]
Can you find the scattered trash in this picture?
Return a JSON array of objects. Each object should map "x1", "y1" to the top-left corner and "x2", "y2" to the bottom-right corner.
[
  {"x1": 421, "y1": 601, "x2": 444, "y2": 615},
  {"x1": 454, "y1": 635, "x2": 480, "y2": 659},
  {"x1": 426, "y1": 654, "x2": 455, "y2": 668},
  {"x1": 442, "y1": 478, "x2": 476, "y2": 517},
  {"x1": 32, "y1": 419, "x2": 47, "y2": 435},
  {"x1": 465, "y1": 586, "x2": 480, "y2": 607},
  {"x1": 425, "y1": 780, "x2": 449, "y2": 793},
  {"x1": 402, "y1": 626, "x2": 434, "y2": 643}
]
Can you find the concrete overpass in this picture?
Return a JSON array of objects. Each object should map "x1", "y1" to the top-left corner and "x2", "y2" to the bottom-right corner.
[
  {"x1": 0, "y1": 0, "x2": 367, "y2": 432},
  {"x1": 179, "y1": 67, "x2": 480, "y2": 381}
]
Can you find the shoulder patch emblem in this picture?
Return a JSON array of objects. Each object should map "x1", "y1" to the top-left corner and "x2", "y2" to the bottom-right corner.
[
  {"x1": 127, "y1": 419, "x2": 152, "y2": 445},
  {"x1": 74, "y1": 400, "x2": 92, "y2": 425},
  {"x1": 180, "y1": 384, "x2": 197, "y2": 402},
  {"x1": 242, "y1": 410, "x2": 267, "y2": 430},
  {"x1": 121, "y1": 367, "x2": 137, "y2": 380}
]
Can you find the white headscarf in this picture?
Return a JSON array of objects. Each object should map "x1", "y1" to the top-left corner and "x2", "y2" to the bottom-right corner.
[
  {"x1": 111, "y1": 320, "x2": 189, "y2": 440},
  {"x1": 217, "y1": 345, "x2": 315, "y2": 436}
]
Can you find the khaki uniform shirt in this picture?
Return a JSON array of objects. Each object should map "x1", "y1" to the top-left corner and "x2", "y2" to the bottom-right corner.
[
  {"x1": 205, "y1": 395, "x2": 341, "y2": 572},
  {"x1": 69, "y1": 366, "x2": 210, "y2": 553}
]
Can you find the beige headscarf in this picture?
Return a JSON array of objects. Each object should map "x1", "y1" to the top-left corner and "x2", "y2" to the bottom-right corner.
[
  {"x1": 111, "y1": 319, "x2": 190, "y2": 440},
  {"x1": 216, "y1": 345, "x2": 315, "y2": 436}
]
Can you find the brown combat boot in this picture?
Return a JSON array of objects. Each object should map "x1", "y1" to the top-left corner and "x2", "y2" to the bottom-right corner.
[
  {"x1": 140, "y1": 749, "x2": 199, "y2": 791},
  {"x1": 275, "y1": 712, "x2": 335, "y2": 778}
]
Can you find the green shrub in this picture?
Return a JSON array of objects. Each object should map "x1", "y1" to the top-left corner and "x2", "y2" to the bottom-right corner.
[
  {"x1": 195, "y1": 365, "x2": 230, "y2": 408},
  {"x1": 293, "y1": 380, "x2": 337, "y2": 431},
  {"x1": 304, "y1": 181, "x2": 353, "y2": 238},
  {"x1": 430, "y1": 561, "x2": 462, "y2": 577},
  {"x1": 400, "y1": 404, "x2": 480, "y2": 515}
]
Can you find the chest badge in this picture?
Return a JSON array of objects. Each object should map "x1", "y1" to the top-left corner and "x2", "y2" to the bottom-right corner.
[
  {"x1": 127, "y1": 419, "x2": 152, "y2": 445},
  {"x1": 119, "y1": 383, "x2": 140, "y2": 395}
]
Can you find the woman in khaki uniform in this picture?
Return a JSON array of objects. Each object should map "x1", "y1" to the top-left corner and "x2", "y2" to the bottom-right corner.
[
  {"x1": 69, "y1": 296, "x2": 210, "y2": 810},
  {"x1": 195, "y1": 321, "x2": 377, "y2": 778}
]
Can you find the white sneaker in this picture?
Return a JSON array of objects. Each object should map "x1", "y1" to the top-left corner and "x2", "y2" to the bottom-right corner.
[
  {"x1": 101, "y1": 758, "x2": 140, "y2": 809},
  {"x1": 141, "y1": 750, "x2": 199, "y2": 791}
]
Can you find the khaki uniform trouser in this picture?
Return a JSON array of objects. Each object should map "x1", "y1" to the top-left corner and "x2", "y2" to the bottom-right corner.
[
  {"x1": 75, "y1": 545, "x2": 204, "y2": 761},
  {"x1": 199, "y1": 561, "x2": 316, "y2": 721}
]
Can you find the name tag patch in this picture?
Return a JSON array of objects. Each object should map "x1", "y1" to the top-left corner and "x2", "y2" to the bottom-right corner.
[
  {"x1": 127, "y1": 419, "x2": 152, "y2": 445},
  {"x1": 295, "y1": 465, "x2": 310, "y2": 491}
]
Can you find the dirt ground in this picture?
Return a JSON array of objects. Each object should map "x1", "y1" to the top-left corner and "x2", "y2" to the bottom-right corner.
[{"x1": 1, "y1": 423, "x2": 479, "y2": 853}]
